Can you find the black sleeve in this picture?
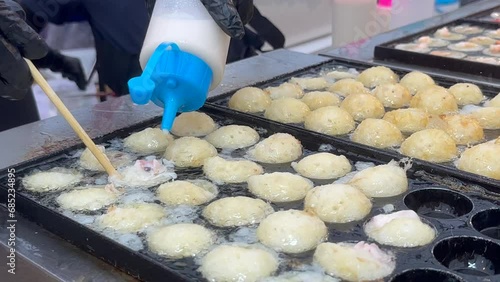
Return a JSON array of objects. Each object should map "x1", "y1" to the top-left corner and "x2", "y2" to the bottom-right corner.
[{"x1": 19, "y1": 0, "x2": 88, "y2": 32}]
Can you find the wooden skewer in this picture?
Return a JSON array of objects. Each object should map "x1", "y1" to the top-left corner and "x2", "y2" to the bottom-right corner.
[{"x1": 25, "y1": 59, "x2": 121, "y2": 178}]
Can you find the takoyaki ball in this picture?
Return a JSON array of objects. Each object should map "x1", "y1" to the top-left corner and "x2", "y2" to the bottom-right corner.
[
  {"x1": 124, "y1": 127, "x2": 174, "y2": 154},
  {"x1": 291, "y1": 152, "x2": 352, "y2": 180},
  {"x1": 205, "y1": 125, "x2": 260, "y2": 149},
  {"x1": 247, "y1": 172, "x2": 313, "y2": 203},
  {"x1": 486, "y1": 46, "x2": 500, "y2": 58},
  {"x1": 257, "y1": 210, "x2": 327, "y2": 254},
  {"x1": 356, "y1": 66, "x2": 399, "y2": 88},
  {"x1": 468, "y1": 107, "x2": 500, "y2": 129},
  {"x1": 147, "y1": 224, "x2": 215, "y2": 259},
  {"x1": 79, "y1": 146, "x2": 133, "y2": 171},
  {"x1": 98, "y1": 203, "x2": 165, "y2": 233},
  {"x1": 457, "y1": 142, "x2": 500, "y2": 180},
  {"x1": 348, "y1": 163, "x2": 408, "y2": 198},
  {"x1": 304, "y1": 184, "x2": 372, "y2": 223},
  {"x1": 372, "y1": 83, "x2": 412, "y2": 108},
  {"x1": 203, "y1": 156, "x2": 263, "y2": 184},
  {"x1": 228, "y1": 87, "x2": 272, "y2": 113},
  {"x1": 399, "y1": 71, "x2": 435, "y2": 95},
  {"x1": 416, "y1": 36, "x2": 449, "y2": 47},
  {"x1": 22, "y1": 169, "x2": 82, "y2": 192},
  {"x1": 147, "y1": 223, "x2": 215, "y2": 259},
  {"x1": 430, "y1": 50, "x2": 467, "y2": 59},
  {"x1": 440, "y1": 114, "x2": 484, "y2": 145},
  {"x1": 448, "y1": 42, "x2": 483, "y2": 52},
  {"x1": 351, "y1": 118, "x2": 404, "y2": 149},
  {"x1": 301, "y1": 91, "x2": 341, "y2": 110},
  {"x1": 79, "y1": 145, "x2": 107, "y2": 171},
  {"x1": 394, "y1": 43, "x2": 431, "y2": 53},
  {"x1": 289, "y1": 76, "x2": 329, "y2": 90},
  {"x1": 464, "y1": 56, "x2": 500, "y2": 65},
  {"x1": 327, "y1": 78, "x2": 369, "y2": 97},
  {"x1": 304, "y1": 106, "x2": 355, "y2": 136},
  {"x1": 364, "y1": 210, "x2": 436, "y2": 247},
  {"x1": 248, "y1": 133, "x2": 303, "y2": 164},
  {"x1": 157, "y1": 180, "x2": 217, "y2": 206},
  {"x1": 261, "y1": 271, "x2": 339, "y2": 282},
  {"x1": 485, "y1": 28, "x2": 500, "y2": 39},
  {"x1": 170, "y1": 112, "x2": 217, "y2": 137},
  {"x1": 112, "y1": 159, "x2": 174, "y2": 189},
  {"x1": 485, "y1": 93, "x2": 500, "y2": 107},
  {"x1": 400, "y1": 129, "x2": 458, "y2": 163},
  {"x1": 326, "y1": 70, "x2": 357, "y2": 80},
  {"x1": 200, "y1": 245, "x2": 278, "y2": 282},
  {"x1": 202, "y1": 196, "x2": 274, "y2": 227},
  {"x1": 56, "y1": 185, "x2": 119, "y2": 211},
  {"x1": 264, "y1": 98, "x2": 311, "y2": 124},
  {"x1": 264, "y1": 82, "x2": 304, "y2": 99},
  {"x1": 451, "y1": 25, "x2": 483, "y2": 35},
  {"x1": 314, "y1": 242, "x2": 396, "y2": 282},
  {"x1": 383, "y1": 108, "x2": 429, "y2": 134},
  {"x1": 340, "y1": 93, "x2": 385, "y2": 121},
  {"x1": 434, "y1": 27, "x2": 466, "y2": 41},
  {"x1": 164, "y1": 137, "x2": 217, "y2": 168},
  {"x1": 468, "y1": 36, "x2": 497, "y2": 46},
  {"x1": 448, "y1": 83, "x2": 484, "y2": 106},
  {"x1": 410, "y1": 85, "x2": 458, "y2": 115}
]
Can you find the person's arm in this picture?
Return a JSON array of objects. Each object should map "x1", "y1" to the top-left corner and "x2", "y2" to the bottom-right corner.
[
  {"x1": 0, "y1": 0, "x2": 48, "y2": 100},
  {"x1": 18, "y1": 0, "x2": 88, "y2": 90},
  {"x1": 19, "y1": 0, "x2": 88, "y2": 32},
  {"x1": 143, "y1": 0, "x2": 253, "y2": 39}
]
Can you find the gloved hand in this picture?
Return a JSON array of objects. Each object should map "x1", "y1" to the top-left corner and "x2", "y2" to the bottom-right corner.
[
  {"x1": 0, "y1": 0, "x2": 48, "y2": 100},
  {"x1": 144, "y1": 0, "x2": 254, "y2": 39},
  {"x1": 32, "y1": 49, "x2": 87, "y2": 90}
]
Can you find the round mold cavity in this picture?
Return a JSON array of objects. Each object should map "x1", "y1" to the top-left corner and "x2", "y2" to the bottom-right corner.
[
  {"x1": 433, "y1": 236, "x2": 500, "y2": 277},
  {"x1": 389, "y1": 268, "x2": 464, "y2": 282},
  {"x1": 404, "y1": 188, "x2": 473, "y2": 219},
  {"x1": 471, "y1": 209, "x2": 500, "y2": 240}
]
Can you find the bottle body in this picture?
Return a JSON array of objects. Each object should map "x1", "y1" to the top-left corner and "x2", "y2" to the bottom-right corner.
[
  {"x1": 388, "y1": 0, "x2": 434, "y2": 29},
  {"x1": 331, "y1": 0, "x2": 379, "y2": 48},
  {"x1": 140, "y1": 0, "x2": 230, "y2": 90}
]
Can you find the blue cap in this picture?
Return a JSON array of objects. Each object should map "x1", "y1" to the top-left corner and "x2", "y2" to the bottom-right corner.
[
  {"x1": 435, "y1": 0, "x2": 458, "y2": 4},
  {"x1": 128, "y1": 43, "x2": 213, "y2": 130}
]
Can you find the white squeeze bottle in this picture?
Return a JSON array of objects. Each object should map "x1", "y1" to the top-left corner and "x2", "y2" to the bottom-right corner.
[{"x1": 128, "y1": 0, "x2": 231, "y2": 130}]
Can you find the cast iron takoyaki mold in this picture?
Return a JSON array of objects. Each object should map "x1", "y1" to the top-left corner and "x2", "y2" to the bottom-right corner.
[{"x1": 0, "y1": 105, "x2": 499, "y2": 282}]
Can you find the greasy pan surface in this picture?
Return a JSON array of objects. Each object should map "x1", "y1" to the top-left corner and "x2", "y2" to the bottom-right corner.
[
  {"x1": 0, "y1": 104, "x2": 499, "y2": 282},
  {"x1": 207, "y1": 58, "x2": 500, "y2": 192}
]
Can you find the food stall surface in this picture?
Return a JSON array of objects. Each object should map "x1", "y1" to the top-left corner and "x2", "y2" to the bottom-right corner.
[{"x1": 0, "y1": 50, "x2": 330, "y2": 281}]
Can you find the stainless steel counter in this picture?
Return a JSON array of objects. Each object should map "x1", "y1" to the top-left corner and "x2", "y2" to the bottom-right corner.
[
  {"x1": 0, "y1": 50, "x2": 330, "y2": 281},
  {"x1": 319, "y1": 0, "x2": 500, "y2": 86}
]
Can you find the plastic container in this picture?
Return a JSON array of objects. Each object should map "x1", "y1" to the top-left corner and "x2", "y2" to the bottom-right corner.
[
  {"x1": 435, "y1": 0, "x2": 460, "y2": 15},
  {"x1": 389, "y1": 0, "x2": 434, "y2": 29},
  {"x1": 128, "y1": 0, "x2": 230, "y2": 130},
  {"x1": 331, "y1": 0, "x2": 379, "y2": 48}
]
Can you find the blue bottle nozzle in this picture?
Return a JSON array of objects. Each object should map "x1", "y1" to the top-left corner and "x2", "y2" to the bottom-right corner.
[{"x1": 128, "y1": 43, "x2": 213, "y2": 131}]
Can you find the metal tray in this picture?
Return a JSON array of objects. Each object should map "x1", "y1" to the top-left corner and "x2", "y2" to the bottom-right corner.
[
  {"x1": 466, "y1": 6, "x2": 500, "y2": 25},
  {"x1": 373, "y1": 19, "x2": 500, "y2": 79},
  {"x1": 1, "y1": 104, "x2": 500, "y2": 282},
  {"x1": 207, "y1": 57, "x2": 500, "y2": 192}
]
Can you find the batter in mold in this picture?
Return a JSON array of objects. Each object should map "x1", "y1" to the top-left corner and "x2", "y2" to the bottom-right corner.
[
  {"x1": 364, "y1": 210, "x2": 436, "y2": 247},
  {"x1": 228, "y1": 87, "x2": 272, "y2": 113}
]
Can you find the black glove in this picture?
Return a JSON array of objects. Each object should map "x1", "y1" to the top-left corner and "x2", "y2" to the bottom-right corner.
[
  {"x1": 0, "y1": 0, "x2": 48, "y2": 100},
  {"x1": 32, "y1": 49, "x2": 87, "y2": 90},
  {"x1": 144, "y1": 0, "x2": 254, "y2": 39}
]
